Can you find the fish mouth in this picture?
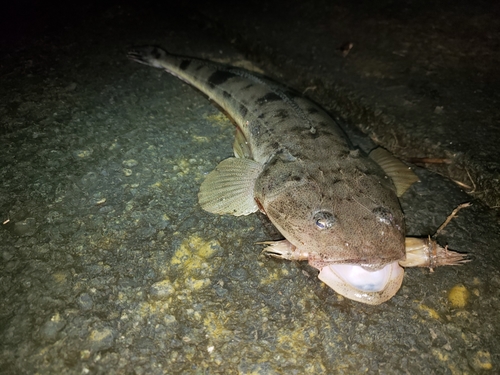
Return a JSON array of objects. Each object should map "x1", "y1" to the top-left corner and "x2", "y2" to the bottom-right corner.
[{"x1": 318, "y1": 261, "x2": 404, "y2": 305}]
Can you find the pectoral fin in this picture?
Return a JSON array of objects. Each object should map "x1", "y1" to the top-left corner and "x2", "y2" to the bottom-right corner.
[
  {"x1": 369, "y1": 148, "x2": 419, "y2": 197},
  {"x1": 198, "y1": 157, "x2": 263, "y2": 216}
]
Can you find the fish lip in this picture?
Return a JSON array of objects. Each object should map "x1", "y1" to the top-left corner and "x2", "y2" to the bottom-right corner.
[{"x1": 318, "y1": 261, "x2": 404, "y2": 305}]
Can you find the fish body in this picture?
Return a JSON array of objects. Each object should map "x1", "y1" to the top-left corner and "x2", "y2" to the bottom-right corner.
[{"x1": 127, "y1": 47, "x2": 443, "y2": 304}]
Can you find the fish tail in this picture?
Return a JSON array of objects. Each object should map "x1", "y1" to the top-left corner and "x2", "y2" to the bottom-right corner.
[{"x1": 127, "y1": 46, "x2": 170, "y2": 69}]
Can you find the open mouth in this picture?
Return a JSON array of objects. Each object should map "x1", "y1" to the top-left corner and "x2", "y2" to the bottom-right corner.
[{"x1": 318, "y1": 261, "x2": 405, "y2": 305}]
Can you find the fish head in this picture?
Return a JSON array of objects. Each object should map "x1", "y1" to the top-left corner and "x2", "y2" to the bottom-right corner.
[{"x1": 256, "y1": 157, "x2": 406, "y2": 304}]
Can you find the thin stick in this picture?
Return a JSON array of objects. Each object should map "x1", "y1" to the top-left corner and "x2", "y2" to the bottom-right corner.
[
  {"x1": 451, "y1": 179, "x2": 472, "y2": 190},
  {"x1": 434, "y1": 202, "x2": 472, "y2": 237},
  {"x1": 465, "y1": 168, "x2": 476, "y2": 193}
]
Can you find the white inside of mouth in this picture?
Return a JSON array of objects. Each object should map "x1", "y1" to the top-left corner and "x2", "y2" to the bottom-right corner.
[{"x1": 318, "y1": 261, "x2": 404, "y2": 305}]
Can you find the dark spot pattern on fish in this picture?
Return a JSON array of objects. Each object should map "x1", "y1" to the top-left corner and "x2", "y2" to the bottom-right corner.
[
  {"x1": 195, "y1": 65, "x2": 204, "y2": 71},
  {"x1": 355, "y1": 165, "x2": 369, "y2": 174},
  {"x1": 289, "y1": 89, "x2": 303, "y2": 97},
  {"x1": 256, "y1": 92, "x2": 282, "y2": 105},
  {"x1": 289, "y1": 126, "x2": 311, "y2": 133},
  {"x1": 307, "y1": 107, "x2": 319, "y2": 114},
  {"x1": 318, "y1": 129, "x2": 341, "y2": 137},
  {"x1": 239, "y1": 104, "x2": 248, "y2": 118},
  {"x1": 251, "y1": 124, "x2": 261, "y2": 137},
  {"x1": 264, "y1": 127, "x2": 275, "y2": 136},
  {"x1": 326, "y1": 176, "x2": 342, "y2": 185},
  {"x1": 179, "y1": 60, "x2": 191, "y2": 71},
  {"x1": 309, "y1": 129, "x2": 321, "y2": 139},
  {"x1": 263, "y1": 155, "x2": 280, "y2": 169},
  {"x1": 242, "y1": 83, "x2": 254, "y2": 90},
  {"x1": 208, "y1": 70, "x2": 236, "y2": 87},
  {"x1": 258, "y1": 113, "x2": 266, "y2": 119},
  {"x1": 274, "y1": 109, "x2": 289, "y2": 120},
  {"x1": 222, "y1": 90, "x2": 231, "y2": 99}
]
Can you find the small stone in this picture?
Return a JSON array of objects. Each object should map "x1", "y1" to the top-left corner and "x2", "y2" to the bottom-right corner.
[
  {"x1": 230, "y1": 268, "x2": 248, "y2": 281},
  {"x1": 2, "y1": 250, "x2": 13, "y2": 261},
  {"x1": 77, "y1": 293, "x2": 94, "y2": 311},
  {"x1": 469, "y1": 350, "x2": 492, "y2": 371},
  {"x1": 40, "y1": 312, "x2": 66, "y2": 342},
  {"x1": 13, "y1": 218, "x2": 37, "y2": 237},
  {"x1": 64, "y1": 82, "x2": 77, "y2": 92},
  {"x1": 88, "y1": 327, "x2": 115, "y2": 351},
  {"x1": 74, "y1": 149, "x2": 93, "y2": 158},
  {"x1": 122, "y1": 159, "x2": 138, "y2": 168},
  {"x1": 163, "y1": 314, "x2": 177, "y2": 325},
  {"x1": 149, "y1": 280, "x2": 175, "y2": 300}
]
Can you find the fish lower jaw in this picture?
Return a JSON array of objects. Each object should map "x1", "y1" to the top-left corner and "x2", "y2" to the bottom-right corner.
[{"x1": 318, "y1": 261, "x2": 404, "y2": 305}]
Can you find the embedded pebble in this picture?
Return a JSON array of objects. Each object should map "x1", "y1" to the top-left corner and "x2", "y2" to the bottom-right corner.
[
  {"x1": 77, "y1": 293, "x2": 94, "y2": 311},
  {"x1": 122, "y1": 159, "x2": 138, "y2": 168},
  {"x1": 150, "y1": 280, "x2": 175, "y2": 300},
  {"x1": 74, "y1": 149, "x2": 93, "y2": 158},
  {"x1": 13, "y1": 218, "x2": 37, "y2": 237},
  {"x1": 88, "y1": 327, "x2": 116, "y2": 351},
  {"x1": 469, "y1": 350, "x2": 492, "y2": 371},
  {"x1": 40, "y1": 313, "x2": 65, "y2": 342}
]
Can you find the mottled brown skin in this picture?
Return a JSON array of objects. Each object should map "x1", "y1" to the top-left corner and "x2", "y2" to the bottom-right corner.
[
  {"x1": 254, "y1": 144, "x2": 405, "y2": 270},
  {"x1": 127, "y1": 46, "x2": 408, "y2": 301}
]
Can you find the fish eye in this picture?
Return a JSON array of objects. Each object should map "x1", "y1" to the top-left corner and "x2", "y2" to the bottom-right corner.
[
  {"x1": 372, "y1": 207, "x2": 394, "y2": 225},
  {"x1": 313, "y1": 211, "x2": 336, "y2": 230}
]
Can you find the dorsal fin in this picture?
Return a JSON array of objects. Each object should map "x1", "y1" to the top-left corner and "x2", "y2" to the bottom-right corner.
[{"x1": 369, "y1": 148, "x2": 419, "y2": 197}]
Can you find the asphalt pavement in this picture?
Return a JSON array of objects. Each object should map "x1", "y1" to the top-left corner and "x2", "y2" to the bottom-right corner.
[{"x1": 0, "y1": 1, "x2": 498, "y2": 373}]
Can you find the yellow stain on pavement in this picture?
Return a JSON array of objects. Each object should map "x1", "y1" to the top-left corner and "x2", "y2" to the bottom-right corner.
[
  {"x1": 170, "y1": 234, "x2": 219, "y2": 272},
  {"x1": 260, "y1": 268, "x2": 290, "y2": 285},
  {"x1": 471, "y1": 350, "x2": 492, "y2": 370},
  {"x1": 205, "y1": 113, "x2": 232, "y2": 127},
  {"x1": 203, "y1": 311, "x2": 233, "y2": 340},
  {"x1": 418, "y1": 304, "x2": 440, "y2": 320},
  {"x1": 448, "y1": 284, "x2": 469, "y2": 308}
]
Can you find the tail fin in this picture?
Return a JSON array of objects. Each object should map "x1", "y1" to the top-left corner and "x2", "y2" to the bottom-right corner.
[{"x1": 127, "y1": 46, "x2": 169, "y2": 68}]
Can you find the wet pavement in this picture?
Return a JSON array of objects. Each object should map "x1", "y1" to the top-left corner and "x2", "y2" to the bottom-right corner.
[{"x1": 1, "y1": 1, "x2": 499, "y2": 374}]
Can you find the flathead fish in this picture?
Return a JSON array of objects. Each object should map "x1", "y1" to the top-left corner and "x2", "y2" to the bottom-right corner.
[{"x1": 128, "y1": 46, "x2": 467, "y2": 304}]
